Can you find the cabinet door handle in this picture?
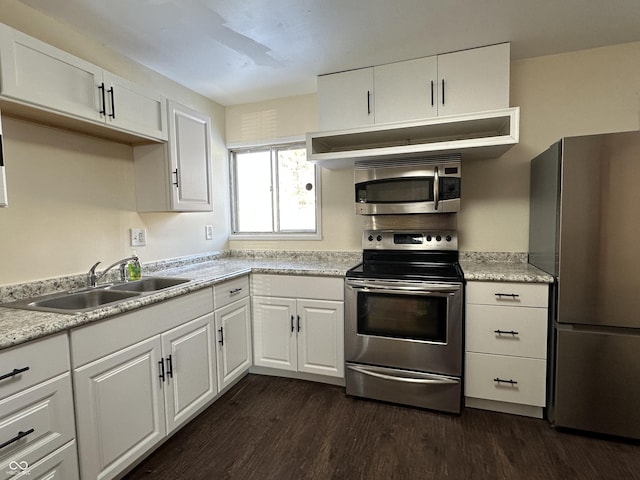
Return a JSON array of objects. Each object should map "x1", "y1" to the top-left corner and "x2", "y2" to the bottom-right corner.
[
  {"x1": 430, "y1": 80, "x2": 434, "y2": 106},
  {"x1": 0, "y1": 428, "x2": 35, "y2": 450},
  {"x1": 296, "y1": 315, "x2": 301, "y2": 332},
  {"x1": 158, "y1": 359, "x2": 165, "y2": 382},
  {"x1": 0, "y1": 366, "x2": 29, "y2": 382},
  {"x1": 494, "y1": 329, "x2": 519, "y2": 336},
  {"x1": 172, "y1": 169, "x2": 179, "y2": 189},
  {"x1": 441, "y1": 79, "x2": 445, "y2": 105},
  {"x1": 229, "y1": 287, "x2": 242, "y2": 296},
  {"x1": 166, "y1": 354, "x2": 173, "y2": 379},
  {"x1": 494, "y1": 377, "x2": 518, "y2": 385},
  {"x1": 290, "y1": 315, "x2": 295, "y2": 332},
  {"x1": 98, "y1": 82, "x2": 106, "y2": 116},
  {"x1": 218, "y1": 326, "x2": 224, "y2": 346},
  {"x1": 367, "y1": 90, "x2": 371, "y2": 115},
  {"x1": 108, "y1": 86, "x2": 116, "y2": 118}
]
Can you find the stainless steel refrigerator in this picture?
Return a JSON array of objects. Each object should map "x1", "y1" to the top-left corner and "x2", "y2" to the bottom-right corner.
[{"x1": 529, "y1": 130, "x2": 640, "y2": 440}]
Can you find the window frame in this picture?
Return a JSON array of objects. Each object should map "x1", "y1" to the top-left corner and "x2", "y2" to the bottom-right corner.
[{"x1": 229, "y1": 140, "x2": 322, "y2": 240}]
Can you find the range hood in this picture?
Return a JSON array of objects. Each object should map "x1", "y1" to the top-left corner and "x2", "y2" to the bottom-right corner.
[{"x1": 306, "y1": 107, "x2": 519, "y2": 170}]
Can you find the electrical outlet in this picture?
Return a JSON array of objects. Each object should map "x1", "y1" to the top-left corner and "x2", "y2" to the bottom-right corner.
[
  {"x1": 205, "y1": 225, "x2": 213, "y2": 240},
  {"x1": 130, "y1": 228, "x2": 147, "y2": 246}
]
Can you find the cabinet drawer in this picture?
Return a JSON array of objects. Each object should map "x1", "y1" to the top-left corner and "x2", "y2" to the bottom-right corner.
[
  {"x1": 4, "y1": 440, "x2": 79, "y2": 480},
  {"x1": 214, "y1": 275, "x2": 249, "y2": 309},
  {"x1": 0, "y1": 373, "x2": 76, "y2": 478},
  {"x1": 466, "y1": 305, "x2": 548, "y2": 358},
  {"x1": 0, "y1": 333, "x2": 69, "y2": 400},
  {"x1": 252, "y1": 274, "x2": 343, "y2": 301},
  {"x1": 465, "y1": 352, "x2": 546, "y2": 406},
  {"x1": 466, "y1": 281, "x2": 548, "y2": 307}
]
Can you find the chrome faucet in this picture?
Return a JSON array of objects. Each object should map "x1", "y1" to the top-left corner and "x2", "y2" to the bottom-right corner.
[{"x1": 87, "y1": 255, "x2": 139, "y2": 287}]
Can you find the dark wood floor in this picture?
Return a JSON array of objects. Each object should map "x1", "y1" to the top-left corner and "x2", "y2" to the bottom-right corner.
[{"x1": 123, "y1": 374, "x2": 640, "y2": 480}]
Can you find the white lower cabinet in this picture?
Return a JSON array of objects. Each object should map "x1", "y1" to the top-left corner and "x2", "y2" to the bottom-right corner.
[
  {"x1": 252, "y1": 274, "x2": 345, "y2": 379},
  {"x1": 71, "y1": 289, "x2": 216, "y2": 480},
  {"x1": 214, "y1": 297, "x2": 252, "y2": 390},
  {"x1": 0, "y1": 333, "x2": 78, "y2": 480},
  {"x1": 464, "y1": 281, "x2": 549, "y2": 418}
]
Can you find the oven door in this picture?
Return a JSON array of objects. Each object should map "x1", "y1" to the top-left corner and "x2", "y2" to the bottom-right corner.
[{"x1": 345, "y1": 278, "x2": 463, "y2": 376}]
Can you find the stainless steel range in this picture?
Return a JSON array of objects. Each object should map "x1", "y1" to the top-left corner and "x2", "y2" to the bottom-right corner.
[{"x1": 345, "y1": 229, "x2": 464, "y2": 413}]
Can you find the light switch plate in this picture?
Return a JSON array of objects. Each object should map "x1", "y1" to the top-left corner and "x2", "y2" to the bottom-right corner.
[
  {"x1": 130, "y1": 228, "x2": 147, "y2": 246},
  {"x1": 205, "y1": 225, "x2": 213, "y2": 240}
]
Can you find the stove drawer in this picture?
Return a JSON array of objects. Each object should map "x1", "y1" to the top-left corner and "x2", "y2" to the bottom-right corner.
[
  {"x1": 466, "y1": 282, "x2": 548, "y2": 308},
  {"x1": 346, "y1": 363, "x2": 461, "y2": 413},
  {"x1": 465, "y1": 352, "x2": 546, "y2": 406},
  {"x1": 465, "y1": 304, "x2": 548, "y2": 358}
]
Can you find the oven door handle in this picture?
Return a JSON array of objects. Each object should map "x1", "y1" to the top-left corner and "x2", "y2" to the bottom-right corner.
[
  {"x1": 347, "y1": 364, "x2": 459, "y2": 385},
  {"x1": 346, "y1": 280, "x2": 459, "y2": 295}
]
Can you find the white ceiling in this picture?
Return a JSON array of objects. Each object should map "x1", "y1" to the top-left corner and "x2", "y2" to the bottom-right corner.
[{"x1": 18, "y1": 0, "x2": 640, "y2": 106}]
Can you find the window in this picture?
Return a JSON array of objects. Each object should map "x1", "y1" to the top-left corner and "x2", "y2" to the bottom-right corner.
[{"x1": 230, "y1": 143, "x2": 321, "y2": 238}]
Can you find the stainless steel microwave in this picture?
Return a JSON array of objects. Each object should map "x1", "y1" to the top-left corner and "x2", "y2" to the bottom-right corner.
[{"x1": 354, "y1": 155, "x2": 461, "y2": 215}]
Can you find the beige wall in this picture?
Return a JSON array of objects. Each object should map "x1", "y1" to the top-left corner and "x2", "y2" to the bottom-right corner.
[
  {"x1": 0, "y1": 2, "x2": 229, "y2": 285},
  {"x1": 226, "y1": 41, "x2": 640, "y2": 253}
]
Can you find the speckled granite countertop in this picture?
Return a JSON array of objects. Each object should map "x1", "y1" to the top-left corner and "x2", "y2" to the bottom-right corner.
[
  {"x1": 459, "y1": 252, "x2": 554, "y2": 283},
  {"x1": 0, "y1": 251, "x2": 361, "y2": 350},
  {"x1": 0, "y1": 250, "x2": 554, "y2": 351}
]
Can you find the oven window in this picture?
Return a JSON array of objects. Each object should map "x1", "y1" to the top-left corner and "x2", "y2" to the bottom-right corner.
[
  {"x1": 356, "y1": 178, "x2": 433, "y2": 203},
  {"x1": 357, "y1": 292, "x2": 447, "y2": 343}
]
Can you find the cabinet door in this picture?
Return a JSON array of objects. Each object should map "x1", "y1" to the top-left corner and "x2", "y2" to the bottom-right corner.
[
  {"x1": 168, "y1": 100, "x2": 213, "y2": 211},
  {"x1": 437, "y1": 43, "x2": 510, "y2": 117},
  {"x1": 0, "y1": 25, "x2": 103, "y2": 123},
  {"x1": 317, "y1": 67, "x2": 374, "y2": 130},
  {"x1": 103, "y1": 72, "x2": 168, "y2": 141},
  {"x1": 297, "y1": 299, "x2": 345, "y2": 378},
  {"x1": 374, "y1": 56, "x2": 438, "y2": 123},
  {"x1": 252, "y1": 296, "x2": 297, "y2": 372},
  {"x1": 161, "y1": 313, "x2": 217, "y2": 434},
  {"x1": 74, "y1": 337, "x2": 166, "y2": 480},
  {"x1": 215, "y1": 297, "x2": 252, "y2": 390}
]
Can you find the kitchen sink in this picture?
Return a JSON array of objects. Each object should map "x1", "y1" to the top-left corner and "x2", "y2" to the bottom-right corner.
[
  {"x1": 31, "y1": 289, "x2": 140, "y2": 311},
  {"x1": 1, "y1": 276, "x2": 192, "y2": 314},
  {"x1": 107, "y1": 276, "x2": 190, "y2": 292}
]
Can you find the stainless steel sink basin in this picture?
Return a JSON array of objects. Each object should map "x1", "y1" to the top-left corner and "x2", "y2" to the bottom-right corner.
[
  {"x1": 1, "y1": 276, "x2": 192, "y2": 314},
  {"x1": 107, "y1": 277, "x2": 190, "y2": 292},
  {"x1": 31, "y1": 289, "x2": 140, "y2": 311}
]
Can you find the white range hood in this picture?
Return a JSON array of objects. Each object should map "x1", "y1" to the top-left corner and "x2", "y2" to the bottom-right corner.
[{"x1": 306, "y1": 107, "x2": 519, "y2": 170}]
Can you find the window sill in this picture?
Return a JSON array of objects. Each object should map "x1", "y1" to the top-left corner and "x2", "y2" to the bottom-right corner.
[{"x1": 230, "y1": 232, "x2": 322, "y2": 241}]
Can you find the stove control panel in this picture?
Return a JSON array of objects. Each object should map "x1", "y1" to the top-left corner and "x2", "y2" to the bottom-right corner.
[{"x1": 362, "y1": 230, "x2": 458, "y2": 250}]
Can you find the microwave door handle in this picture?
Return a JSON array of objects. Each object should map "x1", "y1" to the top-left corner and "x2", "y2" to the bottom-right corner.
[{"x1": 433, "y1": 166, "x2": 440, "y2": 210}]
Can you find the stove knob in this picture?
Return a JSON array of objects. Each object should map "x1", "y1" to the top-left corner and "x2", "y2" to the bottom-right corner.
[
  {"x1": 376, "y1": 235, "x2": 383, "y2": 242},
  {"x1": 426, "y1": 235, "x2": 432, "y2": 242},
  {"x1": 436, "y1": 235, "x2": 442, "y2": 242},
  {"x1": 368, "y1": 235, "x2": 374, "y2": 242},
  {"x1": 446, "y1": 235, "x2": 452, "y2": 242}
]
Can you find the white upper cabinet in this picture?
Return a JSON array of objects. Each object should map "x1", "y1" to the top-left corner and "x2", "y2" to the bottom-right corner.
[
  {"x1": 318, "y1": 67, "x2": 374, "y2": 130},
  {"x1": 0, "y1": 23, "x2": 167, "y2": 142},
  {"x1": 133, "y1": 100, "x2": 213, "y2": 212},
  {"x1": 317, "y1": 43, "x2": 510, "y2": 130}
]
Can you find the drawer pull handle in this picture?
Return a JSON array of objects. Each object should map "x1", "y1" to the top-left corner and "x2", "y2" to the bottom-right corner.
[
  {"x1": 290, "y1": 315, "x2": 295, "y2": 332},
  {"x1": 229, "y1": 287, "x2": 242, "y2": 296},
  {"x1": 495, "y1": 293, "x2": 519, "y2": 299},
  {"x1": 494, "y1": 329, "x2": 519, "y2": 336},
  {"x1": 218, "y1": 326, "x2": 224, "y2": 346},
  {"x1": 0, "y1": 428, "x2": 35, "y2": 450},
  {"x1": 158, "y1": 359, "x2": 165, "y2": 382},
  {"x1": 166, "y1": 354, "x2": 174, "y2": 379},
  {"x1": 0, "y1": 366, "x2": 30, "y2": 382},
  {"x1": 494, "y1": 377, "x2": 518, "y2": 385}
]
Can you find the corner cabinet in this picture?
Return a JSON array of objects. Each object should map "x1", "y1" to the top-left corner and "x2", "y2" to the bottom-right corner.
[
  {"x1": 133, "y1": 100, "x2": 213, "y2": 212},
  {"x1": 318, "y1": 43, "x2": 510, "y2": 130},
  {"x1": 464, "y1": 281, "x2": 549, "y2": 418},
  {"x1": 0, "y1": 23, "x2": 167, "y2": 142},
  {"x1": 71, "y1": 289, "x2": 217, "y2": 480},
  {"x1": 252, "y1": 274, "x2": 345, "y2": 380}
]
